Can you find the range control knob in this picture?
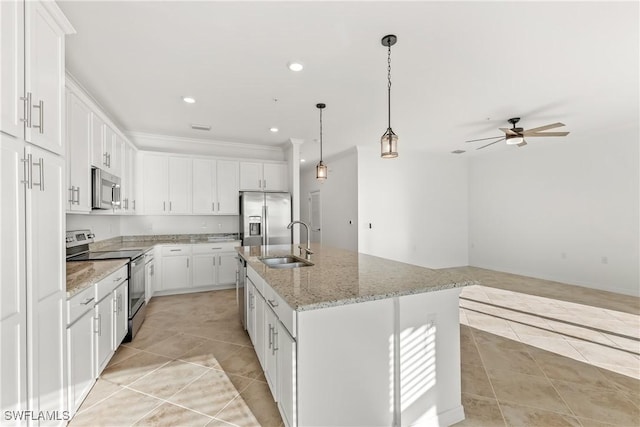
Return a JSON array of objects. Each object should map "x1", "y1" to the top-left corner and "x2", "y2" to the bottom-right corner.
[{"x1": 65, "y1": 237, "x2": 73, "y2": 243}]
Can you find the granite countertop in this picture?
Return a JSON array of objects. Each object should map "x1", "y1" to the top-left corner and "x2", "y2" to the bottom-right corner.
[
  {"x1": 237, "y1": 244, "x2": 479, "y2": 311},
  {"x1": 92, "y1": 234, "x2": 240, "y2": 252},
  {"x1": 66, "y1": 259, "x2": 129, "y2": 298}
]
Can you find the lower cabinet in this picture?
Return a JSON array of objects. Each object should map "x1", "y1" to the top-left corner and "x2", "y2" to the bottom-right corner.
[
  {"x1": 95, "y1": 291, "x2": 115, "y2": 374},
  {"x1": 157, "y1": 242, "x2": 240, "y2": 295},
  {"x1": 264, "y1": 304, "x2": 278, "y2": 396},
  {"x1": 278, "y1": 323, "x2": 296, "y2": 427},
  {"x1": 67, "y1": 309, "x2": 94, "y2": 417},
  {"x1": 114, "y1": 282, "x2": 128, "y2": 346}
]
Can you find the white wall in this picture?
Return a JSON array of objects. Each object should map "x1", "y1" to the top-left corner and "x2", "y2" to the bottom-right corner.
[
  {"x1": 120, "y1": 215, "x2": 238, "y2": 236},
  {"x1": 66, "y1": 214, "x2": 121, "y2": 241},
  {"x1": 299, "y1": 148, "x2": 359, "y2": 251},
  {"x1": 468, "y1": 129, "x2": 640, "y2": 296},
  {"x1": 357, "y1": 146, "x2": 469, "y2": 269}
]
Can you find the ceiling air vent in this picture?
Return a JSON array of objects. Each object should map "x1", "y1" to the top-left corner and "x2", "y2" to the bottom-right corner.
[
  {"x1": 191, "y1": 124, "x2": 211, "y2": 131},
  {"x1": 451, "y1": 149, "x2": 466, "y2": 154}
]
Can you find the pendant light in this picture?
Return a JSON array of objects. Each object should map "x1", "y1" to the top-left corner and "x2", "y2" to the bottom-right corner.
[
  {"x1": 316, "y1": 103, "x2": 327, "y2": 181},
  {"x1": 380, "y1": 34, "x2": 398, "y2": 158}
]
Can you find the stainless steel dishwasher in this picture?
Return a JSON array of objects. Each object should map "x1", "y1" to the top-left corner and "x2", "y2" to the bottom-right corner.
[{"x1": 236, "y1": 255, "x2": 247, "y2": 329}]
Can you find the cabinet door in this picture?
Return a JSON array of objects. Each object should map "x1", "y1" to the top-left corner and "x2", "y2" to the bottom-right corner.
[
  {"x1": 142, "y1": 154, "x2": 169, "y2": 214},
  {"x1": 114, "y1": 283, "x2": 128, "y2": 346},
  {"x1": 161, "y1": 256, "x2": 190, "y2": 290},
  {"x1": 192, "y1": 254, "x2": 216, "y2": 288},
  {"x1": 95, "y1": 295, "x2": 114, "y2": 374},
  {"x1": 217, "y1": 252, "x2": 238, "y2": 285},
  {"x1": 264, "y1": 305, "x2": 278, "y2": 398},
  {"x1": 216, "y1": 160, "x2": 239, "y2": 215},
  {"x1": 24, "y1": 145, "x2": 66, "y2": 418},
  {"x1": 66, "y1": 91, "x2": 92, "y2": 212},
  {"x1": 263, "y1": 163, "x2": 288, "y2": 191},
  {"x1": 192, "y1": 158, "x2": 214, "y2": 214},
  {"x1": 255, "y1": 289, "x2": 266, "y2": 370},
  {"x1": 145, "y1": 260, "x2": 155, "y2": 304},
  {"x1": 108, "y1": 131, "x2": 122, "y2": 177},
  {"x1": 1, "y1": 0, "x2": 25, "y2": 138},
  {"x1": 90, "y1": 112, "x2": 105, "y2": 168},
  {"x1": 168, "y1": 156, "x2": 191, "y2": 214},
  {"x1": 278, "y1": 323, "x2": 296, "y2": 427},
  {"x1": 0, "y1": 135, "x2": 27, "y2": 420},
  {"x1": 25, "y1": 1, "x2": 65, "y2": 155},
  {"x1": 239, "y1": 161, "x2": 263, "y2": 191},
  {"x1": 247, "y1": 282, "x2": 256, "y2": 343},
  {"x1": 67, "y1": 310, "x2": 95, "y2": 415}
]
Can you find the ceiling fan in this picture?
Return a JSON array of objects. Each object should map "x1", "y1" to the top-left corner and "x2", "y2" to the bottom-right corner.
[{"x1": 466, "y1": 117, "x2": 570, "y2": 150}]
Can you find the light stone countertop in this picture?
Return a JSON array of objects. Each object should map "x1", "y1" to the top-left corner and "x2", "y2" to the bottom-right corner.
[
  {"x1": 66, "y1": 259, "x2": 128, "y2": 298},
  {"x1": 237, "y1": 244, "x2": 479, "y2": 311}
]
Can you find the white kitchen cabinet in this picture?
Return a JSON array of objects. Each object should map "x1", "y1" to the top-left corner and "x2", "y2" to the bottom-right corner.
[
  {"x1": 218, "y1": 252, "x2": 238, "y2": 285},
  {"x1": 192, "y1": 244, "x2": 240, "y2": 289},
  {"x1": 240, "y1": 161, "x2": 288, "y2": 191},
  {"x1": 142, "y1": 154, "x2": 192, "y2": 214},
  {"x1": 192, "y1": 254, "x2": 216, "y2": 288},
  {"x1": 90, "y1": 112, "x2": 105, "y2": 168},
  {"x1": 1, "y1": 0, "x2": 25, "y2": 138},
  {"x1": 278, "y1": 323, "x2": 296, "y2": 427},
  {"x1": 145, "y1": 253, "x2": 155, "y2": 304},
  {"x1": 114, "y1": 282, "x2": 128, "y2": 345},
  {"x1": 246, "y1": 281, "x2": 256, "y2": 344},
  {"x1": 254, "y1": 284, "x2": 266, "y2": 370},
  {"x1": 192, "y1": 159, "x2": 239, "y2": 215},
  {"x1": 160, "y1": 246, "x2": 192, "y2": 291},
  {"x1": 264, "y1": 304, "x2": 278, "y2": 397},
  {"x1": 66, "y1": 285, "x2": 95, "y2": 418},
  {"x1": 0, "y1": 134, "x2": 28, "y2": 422},
  {"x1": 120, "y1": 142, "x2": 136, "y2": 213},
  {"x1": 65, "y1": 89, "x2": 91, "y2": 212},
  {"x1": 25, "y1": 144, "x2": 67, "y2": 422},
  {"x1": 95, "y1": 293, "x2": 114, "y2": 374}
]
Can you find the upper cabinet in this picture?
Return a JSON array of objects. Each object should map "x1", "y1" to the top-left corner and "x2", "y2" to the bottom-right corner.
[
  {"x1": 240, "y1": 161, "x2": 288, "y2": 191},
  {"x1": 65, "y1": 90, "x2": 91, "y2": 213},
  {"x1": 2, "y1": 0, "x2": 73, "y2": 155},
  {"x1": 90, "y1": 114, "x2": 121, "y2": 177},
  {"x1": 192, "y1": 159, "x2": 239, "y2": 215},
  {"x1": 142, "y1": 154, "x2": 192, "y2": 214},
  {"x1": 120, "y1": 142, "x2": 136, "y2": 213}
]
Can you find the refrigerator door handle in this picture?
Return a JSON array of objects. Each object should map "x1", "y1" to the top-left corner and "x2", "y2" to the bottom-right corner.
[{"x1": 263, "y1": 205, "x2": 268, "y2": 245}]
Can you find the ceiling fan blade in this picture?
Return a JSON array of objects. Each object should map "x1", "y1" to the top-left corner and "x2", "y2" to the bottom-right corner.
[
  {"x1": 524, "y1": 131, "x2": 570, "y2": 137},
  {"x1": 476, "y1": 138, "x2": 505, "y2": 150},
  {"x1": 522, "y1": 122, "x2": 565, "y2": 134},
  {"x1": 517, "y1": 141, "x2": 528, "y2": 147},
  {"x1": 465, "y1": 135, "x2": 503, "y2": 143},
  {"x1": 499, "y1": 127, "x2": 518, "y2": 136}
]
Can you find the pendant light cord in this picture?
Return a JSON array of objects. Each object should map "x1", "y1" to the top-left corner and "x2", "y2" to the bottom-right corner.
[
  {"x1": 319, "y1": 108, "x2": 323, "y2": 161},
  {"x1": 387, "y1": 43, "x2": 392, "y2": 130}
]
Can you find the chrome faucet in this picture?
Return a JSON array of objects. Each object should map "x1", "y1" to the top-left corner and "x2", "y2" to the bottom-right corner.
[{"x1": 287, "y1": 220, "x2": 313, "y2": 260}]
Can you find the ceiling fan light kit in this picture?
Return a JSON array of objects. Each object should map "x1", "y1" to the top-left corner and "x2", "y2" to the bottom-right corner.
[
  {"x1": 380, "y1": 34, "x2": 399, "y2": 159},
  {"x1": 316, "y1": 103, "x2": 328, "y2": 181},
  {"x1": 465, "y1": 116, "x2": 569, "y2": 150}
]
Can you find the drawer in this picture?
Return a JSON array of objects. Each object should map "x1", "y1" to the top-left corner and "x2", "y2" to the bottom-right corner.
[
  {"x1": 247, "y1": 266, "x2": 264, "y2": 296},
  {"x1": 263, "y1": 283, "x2": 296, "y2": 338},
  {"x1": 96, "y1": 265, "x2": 127, "y2": 302},
  {"x1": 161, "y1": 245, "x2": 192, "y2": 256},
  {"x1": 192, "y1": 242, "x2": 239, "y2": 254},
  {"x1": 68, "y1": 285, "x2": 95, "y2": 326}
]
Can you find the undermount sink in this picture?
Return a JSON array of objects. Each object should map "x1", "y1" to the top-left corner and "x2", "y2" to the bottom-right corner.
[{"x1": 259, "y1": 255, "x2": 314, "y2": 269}]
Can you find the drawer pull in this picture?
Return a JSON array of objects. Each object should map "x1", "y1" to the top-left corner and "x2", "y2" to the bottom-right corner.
[
  {"x1": 170, "y1": 249, "x2": 181, "y2": 252},
  {"x1": 267, "y1": 298, "x2": 278, "y2": 308},
  {"x1": 80, "y1": 297, "x2": 95, "y2": 305},
  {"x1": 114, "y1": 277, "x2": 123, "y2": 282}
]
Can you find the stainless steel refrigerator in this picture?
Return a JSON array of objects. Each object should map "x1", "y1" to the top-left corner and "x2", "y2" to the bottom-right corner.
[{"x1": 239, "y1": 192, "x2": 292, "y2": 246}]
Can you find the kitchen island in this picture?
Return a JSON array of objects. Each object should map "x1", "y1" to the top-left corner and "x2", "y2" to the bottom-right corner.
[{"x1": 237, "y1": 244, "x2": 478, "y2": 427}]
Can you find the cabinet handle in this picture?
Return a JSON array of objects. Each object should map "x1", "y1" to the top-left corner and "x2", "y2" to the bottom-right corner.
[
  {"x1": 272, "y1": 328, "x2": 279, "y2": 354},
  {"x1": 258, "y1": 179, "x2": 262, "y2": 188},
  {"x1": 74, "y1": 186, "x2": 80, "y2": 205},
  {"x1": 212, "y1": 202, "x2": 215, "y2": 212},
  {"x1": 217, "y1": 202, "x2": 220, "y2": 211},
  {"x1": 69, "y1": 187, "x2": 75, "y2": 203},
  {"x1": 20, "y1": 92, "x2": 32, "y2": 127},
  {"x1": 21, "y1": 153, "x2": 32, "y2": 189},
  {"x1": 80, "y1": 297, "x2": 94, "y2": 305},
  {"x1": 96, "y1": 314, "x2": 102, "y2": 335},
  {"x1": 264, "y1": 179, "x2": 267, "y2": 189},
  {"x1": 170, "y1": 249, "x2": 181, "y2": 252},
  {"x1": 32, "y1": 157, "x2": 44, "y2": 191},
  {"x1": 115, "y1": 277, "x2": 123, "y2": 282},
  {"x1": 163, "y1": 201, "x2": 166, "y2": 211},
  {"x1": 267, "y1": 298, "x2": 278, "y2": 308},
  {"x1": 133, "y1": 200, "x2": 136, "y2": 211},
  {"x1": 249, "y1": 293, "x2": 254, "y2": 309},
  {"x1": 169, "y1": 201, "x2": 172, "y2": 211},
  {"x1": 187, "y1": 258, "x2": 189, "y2": 268},
  {"x1": 32, "y1": 100, "x2": 44, "y2": 134},
  {"x1": 268, "y1": 324, "x2": 273, "y2": 349}
]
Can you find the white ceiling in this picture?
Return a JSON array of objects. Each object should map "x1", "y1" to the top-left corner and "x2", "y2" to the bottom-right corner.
[{"x1": 59, "y1": 1, "x2": 639, "y2": 162}]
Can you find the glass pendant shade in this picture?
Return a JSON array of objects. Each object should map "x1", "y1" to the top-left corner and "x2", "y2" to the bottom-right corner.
[
  {"x1": 316, "y1": 160, "x2": 327, "y2": 181},
  {"x1": 380, "y1": 128, "x2": 398, "y2": 158}
]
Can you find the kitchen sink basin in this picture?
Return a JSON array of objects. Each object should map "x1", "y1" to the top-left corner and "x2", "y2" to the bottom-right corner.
[{"x1": 259, "y1": 255, "x2": 314, "y2": 269}]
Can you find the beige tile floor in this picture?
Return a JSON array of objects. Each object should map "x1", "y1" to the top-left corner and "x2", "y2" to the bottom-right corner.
[{"x1": 69, "y1": 267, "x2": 639, "y2": 427}]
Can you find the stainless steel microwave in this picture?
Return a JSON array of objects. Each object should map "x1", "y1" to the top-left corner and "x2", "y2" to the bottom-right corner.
[{"x1": 92, "y1": 168, "x2": 121, "y2": 210}]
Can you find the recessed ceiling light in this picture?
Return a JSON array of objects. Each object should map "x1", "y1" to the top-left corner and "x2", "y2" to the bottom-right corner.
[
  {"x1": 451, "y1": 150, "x2": 466, "y2": 154},
  {"x1": 287, "y1": 62, "x2": 303, "y2": 72},
  {"x1": 300, "y1": 159, "x2": 306, "y2": 163},
  {"x1": 191, "y1": 124, "x2": 211, "y2": 131},
  {"x1": 182, "y1": 96, "x2": 196, "y2": 104},
  {"x1": 270, "y1": 127, "x2": 279, "y2": 133}
]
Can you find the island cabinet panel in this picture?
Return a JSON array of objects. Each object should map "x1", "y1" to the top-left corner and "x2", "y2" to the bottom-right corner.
[{"x1": 296, "y1": 298, "x2": 395, "y2": 427}]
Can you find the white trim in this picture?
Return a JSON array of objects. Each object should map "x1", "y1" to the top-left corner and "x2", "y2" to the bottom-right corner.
[{"x1": 41, "y1": 0, "x2": 75, "y2": 34}]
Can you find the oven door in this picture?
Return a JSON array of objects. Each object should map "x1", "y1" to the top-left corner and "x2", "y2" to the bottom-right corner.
[{"x1": 129, "y1": 255, "x2": 145, "y2": 317}]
